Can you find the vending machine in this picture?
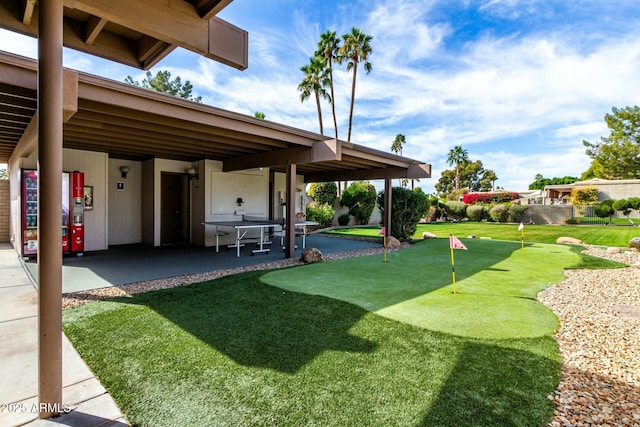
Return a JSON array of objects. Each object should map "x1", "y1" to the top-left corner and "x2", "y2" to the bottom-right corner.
[
  {"x1": 21, "y1": 169, "x2": 85, "y2": 257},
  {"x1": 70, "y1": 171, "x2": 84, "y2": 255}
]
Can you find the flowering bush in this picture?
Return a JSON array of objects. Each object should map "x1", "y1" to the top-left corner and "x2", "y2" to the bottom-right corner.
[{"x1": 462, "y1": 192, "x2": 520, "y2": 205}]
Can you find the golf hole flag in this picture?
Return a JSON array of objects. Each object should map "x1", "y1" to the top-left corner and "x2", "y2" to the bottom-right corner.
[
  {"x1": 518, "y1": 222, "x2": 524, "y2": 250},
  {"x1": 449, "y1": 234, "x2": 467, "y2": 295}
]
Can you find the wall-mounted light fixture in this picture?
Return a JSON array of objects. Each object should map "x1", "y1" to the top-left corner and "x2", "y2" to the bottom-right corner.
[
  {"x1": 236, "y1": 197, "x2": 244, "y2": 206},
  {"x1": 186, "y1": 167, "x2": 198, "y2": 180},
  {"x1": 120, "y1": 165, "x2": 130, "y2": 178}
]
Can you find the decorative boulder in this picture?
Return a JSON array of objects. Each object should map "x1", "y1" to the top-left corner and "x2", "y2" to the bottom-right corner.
[
  {"x1": 386, "y1": 236, "x2": 401, "y2": 248},
  {"x1": 607, "y1": 247, "x2": 622, "y2": 254},
  {"x1": 556, "y1": 237, "x2": 583, "y2": 245},
  {"x1": 467, "y1": 234, "x2": 477, "y2": 239},
  {"x1": 629, "y1": 237, "x2": 640, "y2": 250},
  {"x1": 301, "y1": 248, "x2": 323, "y2": 263},
  {"x1": 422, "y1": 232, "x2": 437, "y2": 239}
]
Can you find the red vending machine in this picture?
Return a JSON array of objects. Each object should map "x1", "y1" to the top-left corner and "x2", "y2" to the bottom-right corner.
[
  {"x1": 21, "y1": 169, "x2": 85, "y2": 257},
  {"x1": 70, "y1": 171, "x2": 85, "y2": 255}
]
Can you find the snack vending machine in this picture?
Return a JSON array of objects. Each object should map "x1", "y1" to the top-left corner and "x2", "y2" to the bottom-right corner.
[{"x1": 21, "y1": 169, "x2": 85, "y2": 257}]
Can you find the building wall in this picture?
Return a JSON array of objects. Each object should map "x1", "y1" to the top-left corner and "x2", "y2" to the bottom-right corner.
[
  {"x1": 522, "y1": 205, "x2": 573, "y2": 225},
  {"x1": 108, "y1": 159, "x2": 142, "y2": 245},
  {"x1": 575, "y1": 179, "x2": 640, "y2": 201},
  {"x1": 0, "y1": 180, "x2": 9, "y2": 243},
  {"x1": 204, "y1": 161, "x2": 270, "y2": 247}
]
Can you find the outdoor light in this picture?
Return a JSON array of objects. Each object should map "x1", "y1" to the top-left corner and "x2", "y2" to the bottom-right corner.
[
  {"x1": 119, "y1": 165, "x2": 130, "y2": 178},
  {"x1": 236, "y1": 197, "x2": 244, "y2": 206},
  {"x1": 186, "y1": 167, "x2": 198, "y2": 180}
]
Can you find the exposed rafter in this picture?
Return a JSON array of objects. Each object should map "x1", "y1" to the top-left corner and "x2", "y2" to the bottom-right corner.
[{"x1": 0, "y1": 0, "x2": 248, "y2": 70}]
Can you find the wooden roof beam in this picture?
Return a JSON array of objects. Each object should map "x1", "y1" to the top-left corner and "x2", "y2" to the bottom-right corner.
[
  {"x1": 65, "y1": 0, "x2": 248, "y2": 70},
  {"x1": 304, "y1": 163, "x2": 431, "y2": 183},
  {"x1": 84, "y1": 15, "x2": 107, "y2": 45},
  {"x1": 224, "y1": 139, "x2": 341, "y2": 172},
  {"x1": 23, "y1": 0, "x2": 36, "y2": 25},
  {"x1": 195, "y1": 0, "x2": 234, "y2": 20}
]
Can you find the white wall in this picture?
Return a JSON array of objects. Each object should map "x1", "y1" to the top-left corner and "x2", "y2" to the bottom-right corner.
[
  {"x1": 203, "y1": 161, "x2": 269, "y2": 246},
  {"x1": 108, "y1": 159, "x2": 142, "y2": 245}
]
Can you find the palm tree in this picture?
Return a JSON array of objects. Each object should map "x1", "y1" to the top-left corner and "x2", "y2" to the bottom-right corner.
[
  {"x1": 316, "y1": 30, "x2": 341, "y2": 141},
  {"x1": 391, "y1": 134, "x2": 405, "y2": 156},
  {"x1": 338, "y1": 27, "x2": 373, "y2": 142},
  {"x1": 391, "y1": 134, "x2": 406, "y2": 187},
  {"x1": 447, "y1": 145, "x2": 469, "y2": 190},
  {"x1": 297, "y1": 56, "x2": 331, "y2": 135}
]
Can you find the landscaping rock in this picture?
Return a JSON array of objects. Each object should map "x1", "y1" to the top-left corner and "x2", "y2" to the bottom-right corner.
[
  {"x1": 629, "y1": 237, "x2": 640, "y2": 250},
  {"x1": 386, "y1": 236, "x2": 401, "y2": 248},
  {"x1": 556, "y1": 236, "x2": 583, "y2": 245},
  {"x1": 607, "y1": 247, "x2": 622, "y2": 254},
  {"x1": 421, "y1": 232, "x2": 437, "y2": 239},
  {"x1": 300, "y1": 248, "x2": 323, "y2": 263},
  {"x1": 467, "y1": 234, "x2": 477, "y2": 239}
]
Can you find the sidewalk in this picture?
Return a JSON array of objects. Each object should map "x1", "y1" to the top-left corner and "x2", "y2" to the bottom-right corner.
[{"x1": 0, "y1": 243, "x2": 129, "y2": 426}]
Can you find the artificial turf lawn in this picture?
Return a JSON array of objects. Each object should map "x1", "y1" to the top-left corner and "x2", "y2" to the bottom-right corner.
[
  {"x1": 263, "y1": 239, "x2": 576, "y2": 339},
  {"x1": 323, "y1": 222, "x2": 640, "y2": 248},
  {"x1": 63, "y1": 269, "x2": 561, "y2": 427},
  {"x1": 60, "y1": 238, "x2": 588, "y2": 426}
]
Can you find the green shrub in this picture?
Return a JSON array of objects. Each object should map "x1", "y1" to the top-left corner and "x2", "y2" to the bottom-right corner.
[
  {"x1": 340, "y1": 182, "x2": 377, "y2": 225},
  {"x1": 508, "y1": 204, "x2": 528, "y2": 223},
  {"x1": 337, "y1": 213, "x2": 351, "y2": 226},
  {"x1": 489, "y1": 204, "x2": 509, "y2": 222},
  {"x1": 628, "y1": 197, "x2": 640, "y2": 210},
  {"x1": 613, "y1": 199, "x2": 631, "y2": 216},
  {"x1": 377, "y1": 187, "x2": 429, "y2": 240},
  {"x1": 565, "y1": 218, "x2": 580, "y2": 224},
  {"x1": 307, "y1": 182, "x2": 338, "y2": 206},
  {"x1": 466, "y1": 205, "x2": 486, "y2": 222},
  {"x1": 444, "y1": 201, "x2": 467, "y2": 221},
  {"x1": 594, "y1": 203, "x2": 614, "y2": 218},
  {"x1": 305, "y1": 202, "x2": 335, "y2": 228}
]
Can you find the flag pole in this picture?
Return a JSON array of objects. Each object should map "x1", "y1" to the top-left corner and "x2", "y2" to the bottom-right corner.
[
  {"x1": 518, "y1": 222, "x2": 524, "y2": 250},
  {"x1": 450, "y1": 234, "x2": 457, "y2": 295},
  {"x1": 383, "y1": 233, "x2": 387, "y2": 263}
]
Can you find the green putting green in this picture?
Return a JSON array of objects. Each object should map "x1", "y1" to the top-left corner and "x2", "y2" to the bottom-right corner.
[{"x1": 261, "y1": 238, "x2": 579, "y2": 339}]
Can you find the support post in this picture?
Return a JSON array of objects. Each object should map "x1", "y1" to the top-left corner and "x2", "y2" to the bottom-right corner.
[
  {"x1": 285, "y1": 163, "x2": 296, "y2": 259},
  {"x1": 38, "y1": 0, "x2": 64, "y2": 418},
  {"x1": 384, "y1": 179, "x2": 392, "y2": 238}
]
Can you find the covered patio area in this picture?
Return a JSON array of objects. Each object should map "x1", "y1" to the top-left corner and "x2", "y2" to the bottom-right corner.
[{"x1": 23, "y1": 234, "x2": 381, "y2": 294}]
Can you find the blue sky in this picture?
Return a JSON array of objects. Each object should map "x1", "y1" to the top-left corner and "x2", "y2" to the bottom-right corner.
[{"x1": 2, "y1": 0, "x2": 640, "y2": 194}]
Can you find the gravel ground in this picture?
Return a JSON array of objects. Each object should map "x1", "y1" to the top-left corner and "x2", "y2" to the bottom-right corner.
[
  {"x1": 538, "y1": 246, "x2": 640, "y2": 427},
  {"x1": 62, "y1": 242, "x2": 640, "y2": 426}
]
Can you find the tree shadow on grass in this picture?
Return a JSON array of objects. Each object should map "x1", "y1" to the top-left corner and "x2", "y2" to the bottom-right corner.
[
  {"x1": 109, "y1": 270, "x2": 377, "y2": 374},
  {"x1": 419, "y1": 338, "x2": 561, "y2": 427}
]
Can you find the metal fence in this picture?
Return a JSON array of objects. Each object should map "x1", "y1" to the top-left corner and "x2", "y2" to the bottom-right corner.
[{"x1": 573, "y1": 204, "x2": 640, "y2": 225}]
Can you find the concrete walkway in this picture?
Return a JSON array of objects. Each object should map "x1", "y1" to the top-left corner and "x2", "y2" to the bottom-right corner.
[{"x1": 0, "y1": 243, "x2": 129, "y2": 426}]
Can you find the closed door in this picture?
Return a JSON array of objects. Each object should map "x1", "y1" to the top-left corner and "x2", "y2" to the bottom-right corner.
[{"x1": 161, "y1": 172, "x2": 188, "y2": 245}]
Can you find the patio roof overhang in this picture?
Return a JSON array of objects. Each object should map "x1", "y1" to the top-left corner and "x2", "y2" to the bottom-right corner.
[
  {"x1": 0, "y1": 50, "x2": 432, "y2": 182},
  {"x1": 0, "y1": 0, "x2": 247, "y2": 70}
]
